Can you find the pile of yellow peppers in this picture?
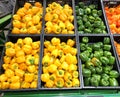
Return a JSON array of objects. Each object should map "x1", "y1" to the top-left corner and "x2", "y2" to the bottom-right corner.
[
  {"x1": 41, "y1": 37, "x2": 80, "y2": 88},
  {"x1": 45, "y1": 2, "x2": 74, "y2": 34},
  {"x1": 0, "y1": 37, "x2": 40, "y2": 89},
  {"x1": 12, "y1": 2, "x2": 43, "y2": 34}
]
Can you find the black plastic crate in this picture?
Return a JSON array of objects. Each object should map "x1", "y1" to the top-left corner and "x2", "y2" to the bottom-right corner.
[
  {"x1": 78, "y1": 35, "x2": 120, "y2": 89},
  {"x1": 103, "y1": 0, "x2": 120, "y2": 34},
  {"x1": 74, "y1": 0, "x2": 110, "y2": 35},
  {"x1": 0, "y1": 35, "x2": 42, "y2": 92},
  {"x1": 9, "y1": 0, "x2": 44, "y2": 35},
  {"x1": 39, "y1": 35, "x2": 82, "y2": 90},
  {"x1": 0, "y1": 0, "x2": 15, "y2": 18},
  {"x1": 43, "y1": 0, "x2": 77, "y2": 35}
]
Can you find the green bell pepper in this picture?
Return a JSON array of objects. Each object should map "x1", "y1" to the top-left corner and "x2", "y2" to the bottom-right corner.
[
  {"x1": 85, "y1": 7, "x2": 91, "y2": 14},
  {"x1": 93, "y1": 43, "x2": 101, "y2": 51},
  {"x1": 90, "y1": 53, "x2": 94, "y2": 58},
  {"x1": 104, "y1": 51, "x2": 112, "y2": 57},
  {"x1": 96, "y1": 66, "x2": 103, "y2": 74},
  {"x1": 82, "y1": 64, "x2": 85, "y2": 69},
  {"x1": 79, "y1": 31, "x2": 84, "y2": 34},
  {"x1": 78, "y1": 2, "x2": 85, "y2": 8},
  {"x1": 80, "y1": 43, "x2": 86, "y2": 51},
  {"x1": 89, "y1": 66, "x2": 96, "y2": 74},
  {"x1": 75, "y1": 6, "x2": 79, "y2": 10},
  {"x1": 93, "y1": 21, "x2": 101, "y2": 27},
  {"x1": 103, "y1": 37, "x2": 110, "y2": 44},
  {"x1": 92, "y1": 74, "x2": 101, "y2": 82},
  {"x1": 82, "y1": 37, "x2": 89, "y2": 43},
  {"x1": 80, "y1": 52, "x2": 89, "y2": 62},
  {"x1": 109, "y1": 78, "x2": 119, "y2": 86},
  {"x1": 84, "y1": 77, "x2": 91, "y2": 86},
  {"x1": 103, "y1": 44, "x2": 111, "y2": 51},
  {"x1": 77, "y1": 8, "x2": 84, "y2": 16},
  {"x1": 94, "y1": 51, "x2": 101, "y2": 59},
  {"x1": 76, "y1": 16, "x2": 82, "y2": 20},
  {"x1": 83, "y1": 15, "x2": 88, "y2": 22},
  {"x1": 98, "y1": 10, "x2": 102, "y2": 16},
  {"x1": 103, "y1": 66, "x2": 113, "y2": 74},
  {"x1": 102, "y1": 73, "x2": 109, "y2": 80},
  {"x1": 93, "y1": 28, "x2": 102, "y2": 33},
  {"x1": 84, "y1": 28, "x2": 92, "y2": 33},
  {"x1": 91, "y1": 57, "x2": 102, "y2": 66},
  {"x1": 109, "y1": 56, "x2": 115, "y2": 65},
  {"x1": 109, "y1": 70, "x2": 119, "y2": 78},
  {"x1": 78, "y1": 25, "x2": 85, "y2": 31},
  {"x1": 86, "y1": 47, "x2": 92, "y2": 53},
  {"x1": 82, "y1": 68, "x2": 91, "y2": 77},
  {"x1": 85, "y1": 21, "x2": 92, "y2": 28},
  {"x1": 100, "y1": 78, "x2": 109, "y2": 86},
  {"x1": 86, "y1": 61, "x2": 94, "y2": 68},
  {"x1": 89, "y1": 16, "x2": 95, "y2": 23},
  {"x1": 77, "y1": 19, "x2": 83, "y2": 26},
  {"x1": 89, "y1": 4, "x2": 96, "y2": 9},
  {"x1": 100, "y1": 56, "x2": 109, "y2": 65}
]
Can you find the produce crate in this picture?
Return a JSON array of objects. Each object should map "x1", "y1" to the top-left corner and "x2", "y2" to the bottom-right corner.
[
  {"x1": 40, "y1": 35, "x2": 82, "y2": 90},
  {"x1": 9, "y1": 0, "x2": 44, "y2": 35},
  {"x1": 103, "y1": 0, "x2": 120, "y2": 34},
  {"x1": 0, "y1": 35, "x2": 42, "y2": 92},
  {"x1": 74, "y1": 0, "x2": 110, "y2": 34},
  {"x1": 78, "y1": 35, "x2": 120, "y2": 89},
  {"x1": 43, "y1": 0, "x2": 76, "y2": 35}
]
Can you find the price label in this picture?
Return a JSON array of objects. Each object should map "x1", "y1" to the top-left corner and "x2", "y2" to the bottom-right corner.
[{"x1": 87, "y1": 96, "x2": 103, "y2": 97}]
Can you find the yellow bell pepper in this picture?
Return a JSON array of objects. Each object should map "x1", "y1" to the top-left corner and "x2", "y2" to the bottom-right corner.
[
  {"x1": 60, "y1": 12, "x2": 67, "y2": 21},
  {"x1": 72, "y1": 71, "x2": 79, "y2": 78},
  {"x1": 68, "y1": 31, "x2": 74, "y2": 34},
  {"x1": 54, "y1": 59, "x2": 61, "y2": 67},
  {"x1": 61, "y1": 29, "x2": 68, "y2": 34},
  {"x1": 10, "y1": 76, "x2": 20, "y2": 83},
  {"x1": 65, "y1": 53, "x2": 77, "y2": 64},
  {"x1": 28, "y1": 26, "x2": 38, "y2": 34},
  {"x1": 45, "y1": 12, "x2": 52, "y2": 21},
  {"x1": 67, "y1": 39, "x2": 75, "y2": 47},
  {"x1": 60, "y1": 55, "x2": 66, "y2": 63},
  {"x1": 42, "y1": 55, "x2": 50, "y2": 66},
  {"x1": 51, "y1": 37, "x2": 60, "y2": 46},
  {"x1": 32, "y1": 41, "x2": 40, "y2": 50},
  {"x1": 19, "y1": 63, "x2": 27, "y2": 71},
  {"x1": 16, "y1": 55, "x2": 25, "y2": 63},
  {"x1": 49, "y1": 74, "x2": 56, "y2": 81},
  {"x1": 27, "y1": 21, "x2": 34, "y2": 28},
  {"x1": 55, "y1": 78, "x2": 64, "y2": 88},
  {"x1": 14, "y1": 44, "x2": 21, "y2": 51},
  {"x1": 52, "y1": 14, "x2": 58, "y2": 22},
  {"x1": 68, "y1": 16, "x2": 74, "y2": 22},
  {"x1": 34, "y1": 57, "x2": 39, "y2": 65},
  {"x1": 45, "y1": 21, "x2": 53, "y2": 27},
  {"x1": 16, "y1": 50, "x2": 25, "y2": 57},
  {"x1": 52, "y1": 24, "x2": 61, "y2": 34},
  {"x1": 21, "y1": 81, "x2": 30, "y2": 89},
  {"x1": 45, "y1": 80, "x2": 54, "y2": 88},
  {"x1": 48, "y1": 64, "x2": 57, "y2": 73},
  {"x1": 5, "y1": 48, "x2": 15, "y2": 57},
  {"x1": 24, "y1": 2, "x2": 32, "y2": 10},
  {"x1": 64, "y1": 72, "x2": 72, "y2": 81},
  {"x1": 10, "y1": 63, "x2": 19, "y2": 70},
  {"x1": 13, "y1": 14, "x2": 21, "y2": 21},
  {"x1": 59, "y1": 21, "x2": 65, "y2": 30},
  {"x1": 23, "y1": 37, "x2": 33, "y2": 45},
  {"x1": 22, "y1": 14, "x2": 32, "y2": 22},
  {"x1": 5, "y1": 69, "x2": 14, "y2": 78},
  {"x1": 13, "y1": 20, "x2": 22, "y2": 28},
  {"x1": 2, "y1": 63, "x2": 9, "y2": 70},
  {"x1": 45, "y1": 26, "x2": 52, "y2": 34},
  {"x1": 32, "y1": 15, "x2": 40, "y2": 25},
  {"x1": 72, "y1": 78, "x2": 80, "y2": 87},
  {"x1": 24, "y1": 73, "x2": 34, "y2": 83},
  {"x1": 10, "y1": 58, "x2": 16, "y2": 65},
  {"x1": 70, "y1": 48, "x2": 77, "y2": 56},
  {"x1": 5, "y1": 42, "x2": 14, "y2": 49},
  {"x1": 12, "y1": 27, "x2": 20, "y2": 34},
  {"x1": 26, "y1": 55, "x2": 35, "y2": 65},
  {"x1": 15, "y1": 69, "x2": 25, "y2": 77},
  {"x1": 61, "y1": 62, "x2": 68, "y2": 71},
  {"x1": 56, "y1": 70, "x2": 64, "y2": 77},
  {"x1": 65, "y1": 80, "x2": 72, "y2": 88},
  {"x1": 10, "y1": 82, "x2": 20, "y2": 89},
  {"x1": 47, "y1": 45, "x2": 56, "y2": 52},
  {"x1": 41, "y1": 73, "x2": 50, "y2": 82},
  {"x1": 30, "y1": 81, "x2": 37, "y2": 88},
  {"x1": 27, "y1": 65, "x2": 36, "y2": 73},
  {"x1": 20, "y1": 28, "x2": 27, "y2": 34},
  {"x1": 42, "y1": 66, "x2": 49, "y2": 73},
  {"x1": 51, "y1": 49, "x2": 58, "y2": 57},
  {"x1": 65, "y1": 21, "x2": 74, "y2": 31},
  {"x1": 0, "y1": 74, "x2": 7, "y2": 82},
  {"x1": 4, "y1": 56, "x2": 11, "y2": 64},
  {"x1": 1, "y1": 82, "x2": 9, "y2": 89},
  {"x1": 51, "y1": 2, "x2": 59, "y2": 9},
  {"x1": 68, "y1": 64, "x2": 77, "y2": 72},
  {"x1": 22, "y1": 44, "x2": 32, "y2": 54},
  {"x1": 17, "y1": 38, "x2": 23, "y2": 47}
]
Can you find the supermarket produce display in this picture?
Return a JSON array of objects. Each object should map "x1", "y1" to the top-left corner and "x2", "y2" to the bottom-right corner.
[{"x1": 1, "y1": 0, "x2": 120, "y2": 95}]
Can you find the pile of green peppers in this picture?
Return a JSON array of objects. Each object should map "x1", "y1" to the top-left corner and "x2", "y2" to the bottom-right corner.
[
  {"x1": 80, "y1": 37, "x2": 119, "y2": 87},
  {"x1": 75, "y1": 2, "x2": 107, "y2": 34}
]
